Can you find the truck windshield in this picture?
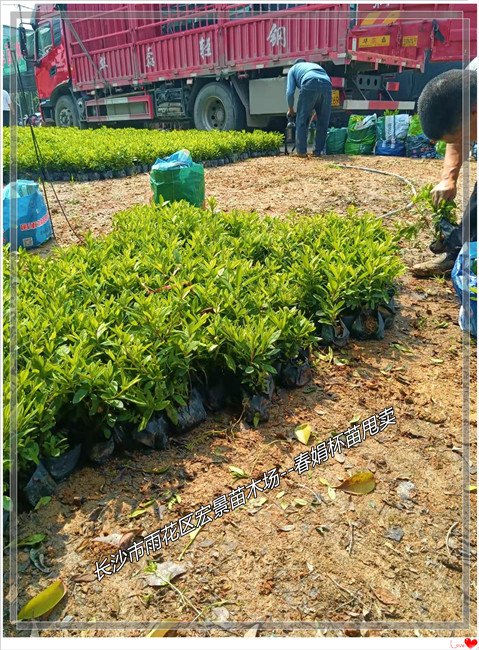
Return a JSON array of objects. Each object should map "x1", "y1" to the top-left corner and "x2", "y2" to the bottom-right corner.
[{"x1": 37, "y1": 23, "x2": 52, "y2": 59}]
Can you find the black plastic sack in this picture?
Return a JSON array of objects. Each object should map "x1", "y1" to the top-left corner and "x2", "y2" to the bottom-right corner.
[
  {"x1": 279, "y1": 357, "x2": 313, "y2": 388},
  {"x1": 43, "y1": 444, "x2": 82, "y2": 481},
  {"x1": 175, "y1": 388, "x2": 207, "y2": 433},
  {"x1": 244, "y1": 393, "x2": 270, "y2": 425},
  {"x1": 24, "y1": 463, "x2": 56, "y2": 507},
  {"x1": 133, "y1": 415, "x2": 170, "y2": 450},
  {"x1": 377, "y1": 297, "x2": 396, "y2": 330},
  {"x1": 89, "y1": 436, "x2": 115, "y2": 464},
  {"x1": 437, "y1": 217, "x2": 462, "y2": 255},
  {"x1": 317, "y1": 319, "x2": 350, "y2": 347},
  {"x1": 350, "y1": 310, "x2": 385, "y2": 340},
  {"x1": 262, "y1": 374, "x2": 276, "y2": 399},
  {"x1": 205, "y1": 381, "x2": 228, "y2": 412}
]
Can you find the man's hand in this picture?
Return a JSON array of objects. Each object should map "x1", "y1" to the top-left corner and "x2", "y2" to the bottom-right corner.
[
  {"x1": 431, "y1": 178, "x2": 457, "y2": 206},
  {"x1": 287, "y1": 108, "x2": 295, "y2": 119}
]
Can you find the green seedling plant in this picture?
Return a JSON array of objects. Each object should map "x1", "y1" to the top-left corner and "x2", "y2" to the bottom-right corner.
[
  {"x1": 3, "y1": 127, "x2": 283, "y2": 176},
  {"x1": 3, "y1": 201, "x2": 404, "y2": 494},
  {"x1": 413, "y1": 183, "x2": 458, "y2": 236}
]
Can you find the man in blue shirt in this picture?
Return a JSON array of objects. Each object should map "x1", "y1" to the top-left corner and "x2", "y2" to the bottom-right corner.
[{"x1": 286, "y1": 58, "x2": 332, "y2": 157}]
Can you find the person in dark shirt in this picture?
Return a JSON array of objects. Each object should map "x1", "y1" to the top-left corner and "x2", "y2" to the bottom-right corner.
[
  {"x1": 412, "y1": 65, "x2": 477, "y2": 277},
  {"x1": 286, "y1": 58, "x2": 332, "y2": 157}
]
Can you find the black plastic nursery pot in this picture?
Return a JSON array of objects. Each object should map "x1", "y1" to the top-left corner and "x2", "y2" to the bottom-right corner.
[
  {"x1": 349, "y1": 309, "x2": 386, "y2": 341},
  {"x1": 317, "y1": 319, "x2": 350, "y2": 348},
  {"x1": 10, "y1": 149, "x2": 281, "y2": 184},
  {"x1": 278, "y1": 352, "x2": 313, "y2": 388}
]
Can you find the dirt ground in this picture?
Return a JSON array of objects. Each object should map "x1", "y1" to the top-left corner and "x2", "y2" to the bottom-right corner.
[
  {"x1": 4, "y1": 154, "x2": 477, "y2": 638},
  {"x1": 35, "y1": 154, "x2": 474, "y2": 252}
]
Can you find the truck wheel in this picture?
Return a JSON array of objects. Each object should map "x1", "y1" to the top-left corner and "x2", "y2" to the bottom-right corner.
[
  {"x1": 193, "y1": 83, "x2": 245, "y2": 131},
  {"x1": 54, "y1": 95, "x2": 80, "y2": 127}
]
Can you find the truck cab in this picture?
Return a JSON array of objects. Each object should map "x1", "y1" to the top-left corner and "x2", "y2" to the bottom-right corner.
[{"x1": 28, "y1": 4, "x2": 77, "y2": 126}]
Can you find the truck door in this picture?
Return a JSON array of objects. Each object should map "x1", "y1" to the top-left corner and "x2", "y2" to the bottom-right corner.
[{"x1": 34, "y1": 17, "x2": 69, "y2": 101}]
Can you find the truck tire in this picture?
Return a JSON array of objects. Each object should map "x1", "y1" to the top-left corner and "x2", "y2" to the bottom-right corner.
[
  {"x1": 193, "y1": 83, "x2": 245, "y2": 131},
  {"x1": 54, "y1": 95, "x2": 80, "y2": 128}
]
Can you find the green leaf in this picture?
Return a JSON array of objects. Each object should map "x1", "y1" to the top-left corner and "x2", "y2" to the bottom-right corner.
[
  {"x1": 18, "y1": 579, "x2": 66, "y2": 620},
  {"x1": 34, "y1": 496, "x2": 52, "y2": 511},
  {"x1": 9, "y1": 533, "x2": 46, "y2": 548},
  {"x1": 72, "y1": 388, "x2": 88, "y2": 404},
  {"x1": 129, "y1": 499, "x2": 156, "y2": 518},
  {"x1": 293, "y1": 498, "x2": 308, "y2": 507},
  {"x1": 229, "y1": 466, "x2": 248, "y2": 479}
]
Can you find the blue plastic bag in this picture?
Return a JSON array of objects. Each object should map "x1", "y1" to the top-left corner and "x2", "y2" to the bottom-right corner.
[
  {"x1": 2, "y1": 181, "x2": 52, "y2": 249},
  {"x1": 375, "y1": 139, "x2": 406, "y2": 157},
  {"x1": 406, "y1": 134, "x2": 438, "y2": 159},
  {"x1": 151, "y1": 148, "x2": 194, "y2": 171},
  {"x1": 451, "y1": 241, "x2": 477, "y2": 337}
]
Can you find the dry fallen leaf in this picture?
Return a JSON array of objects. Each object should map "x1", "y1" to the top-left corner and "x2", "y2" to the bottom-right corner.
[
  {"x1": 72, "y1": 574, "x2": 96, "y2": 583},
  {"x1": 337, "y1": 471, "x2": 376, "y2": 495},
  {"x1": 29, "y1": 547, "x2": 50, "y2": 574},
  {"x1": 244, "y1": 624, "x2": 260, "y2": 638},
  {"x1": 276, "y1": 524, "x2": 295, "y2": 532},
  {"x1": 18, "y1": 579, "x2": 66, "y2": 620},
  {"x1": 295, "y1": 424, "x2": 312, "y2": 445},
  {"x1": 92, "y1": 533, "x2": 123, "y2": 547},
  {"x1": 145, "y1": 561, "x2": 188, "y2": 587},
  {"x1": 373, "y1": 587, "x2": 398, "y2": 605}
]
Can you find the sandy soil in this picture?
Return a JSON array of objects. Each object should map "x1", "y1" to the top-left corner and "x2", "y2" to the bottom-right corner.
[
  {"x1": 3, "y1": 154, "x2": 477, "y2": 638},
  {"x1": 34, "y1": 155, "x2": 475, "y2": 254}
]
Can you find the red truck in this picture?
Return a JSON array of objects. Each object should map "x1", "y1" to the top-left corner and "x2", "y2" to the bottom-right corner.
[{"x1": 20, "y1": 2, "x2": 476, "y2": 129}]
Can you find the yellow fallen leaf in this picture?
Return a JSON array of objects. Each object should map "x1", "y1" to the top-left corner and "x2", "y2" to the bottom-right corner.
[
  {"x1": 229, "y1": 466, "x2": 247, "y2": 479},
  {"x1": 327, "y1": 486, "x2": 336, "y2": 501},
  {"x1": 276, "y1": 491, "x2": 285, "y2": 499},
  {"x1": 146, "y1": 621, "x2": 177, "y2": 637},
  {"x1": 336, "y1": 471, "x2": 376, "y2": 495},
  {"x1": 293, "y1": 498, "x2": 308, "y2": 507},
  {"x1": 178, "y1": 526, "x2": 202, "y2": 561},
  {"x1": 318, "y1": 477, "x2": 332, "y2": 487},
  {"x1": 468, "y1": 485, "x2": 477, "y2": 493},
  {"x1": 249, "y1": 497, "x2": 267, "y2": 508},
  {"x1": 295, "y1": 424, "x2": 312, "y2": 445},
  {"x1": 18, "y1": 579, "x2": 66, "y2": 620},
  {"x1": 128, "y1": 507, "x2": 152, "y2": 519}
]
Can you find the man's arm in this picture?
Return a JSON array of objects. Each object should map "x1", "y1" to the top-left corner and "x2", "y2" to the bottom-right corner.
[
  {"x1": 431, "y1": 141, "x2": 463, "y2": 205},
  {"x1": 286, "y1": 68, "x2": 296, "y2": 113}
]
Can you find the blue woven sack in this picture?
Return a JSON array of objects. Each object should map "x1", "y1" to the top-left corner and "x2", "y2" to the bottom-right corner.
[{"x1": 3, "y1": 181, "x2": 52, "y2": 249}]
